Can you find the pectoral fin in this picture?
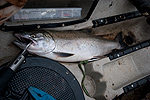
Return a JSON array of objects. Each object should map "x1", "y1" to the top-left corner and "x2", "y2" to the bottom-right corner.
[
  {"x1": 92, "y1": 56, "x2": 106, "y2": 59},
  {"x1": 53, "y1": 52, "x2": 74, "y2": 57}
]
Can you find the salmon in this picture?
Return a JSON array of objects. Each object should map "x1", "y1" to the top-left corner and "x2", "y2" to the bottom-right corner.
[{"x1": 14, "y1": 31, "x2": 123, "y2": 62}]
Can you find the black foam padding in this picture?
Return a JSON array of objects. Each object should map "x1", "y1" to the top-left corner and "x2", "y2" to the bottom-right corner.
[
  {"x1": 0, "y1": 57, "x2": 85, "y2": 100},
  {"x1": 130, "y1": 0, "x2": 150, "y2": 14},
  {"x1": 0, "y1": 67, "x2": 14, "y2": 95}
]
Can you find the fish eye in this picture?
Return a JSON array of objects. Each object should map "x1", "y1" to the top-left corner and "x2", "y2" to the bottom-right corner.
[{"x1": 31, "y1": 34, "x2": 36, "y2": 38}]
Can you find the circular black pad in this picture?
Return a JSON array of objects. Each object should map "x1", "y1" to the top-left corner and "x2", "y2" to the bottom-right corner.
[{"x1": 1, "y1": 57, "x2": 85, "y2": 100}]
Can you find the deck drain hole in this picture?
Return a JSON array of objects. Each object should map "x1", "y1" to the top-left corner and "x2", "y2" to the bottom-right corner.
[
  {"x1": 84, "y1": 75, "x2": 96, "y2": 97},
  {"x1": 124, "y1": 36, "x2": 134, "y2": 45}
]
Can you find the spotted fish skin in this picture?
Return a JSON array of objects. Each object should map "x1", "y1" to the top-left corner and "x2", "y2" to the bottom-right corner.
[{"x1": 14, "y1": 31, "x2": 121, "y2": 62}]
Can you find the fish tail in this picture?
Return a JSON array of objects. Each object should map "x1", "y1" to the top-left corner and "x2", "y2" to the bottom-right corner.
[{"x1": 115, "y1": 32, "x2": 129, "y2": 49}]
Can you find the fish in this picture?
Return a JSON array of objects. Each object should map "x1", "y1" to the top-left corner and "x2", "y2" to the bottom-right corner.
[{"x1": 14, "y1": 31, "x2": 124, "y2": 62}]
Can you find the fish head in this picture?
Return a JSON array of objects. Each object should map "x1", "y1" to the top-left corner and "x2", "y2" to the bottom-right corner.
[{"x1": 14, "y1": 32, "x2": 56, "y2": 55}]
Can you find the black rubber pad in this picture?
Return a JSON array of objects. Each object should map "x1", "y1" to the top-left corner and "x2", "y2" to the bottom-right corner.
[{"x1": 1, "y1": 57, "x2": 84, "y2": 100}]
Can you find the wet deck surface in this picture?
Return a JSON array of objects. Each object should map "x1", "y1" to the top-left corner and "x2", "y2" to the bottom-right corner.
[{"x1": 0, "y1": 31, "x2": 20, "y2": 66}]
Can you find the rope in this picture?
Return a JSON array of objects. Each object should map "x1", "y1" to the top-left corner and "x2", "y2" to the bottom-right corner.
[
  {"x1": 78, "y1": 60, "x2": 90, "y2": 97},
  {"x1": 78, "y1": 58, "x2": 99, "y2": 97}
]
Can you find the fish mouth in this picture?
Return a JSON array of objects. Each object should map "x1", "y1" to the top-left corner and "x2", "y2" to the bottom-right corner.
[{"x1": 14, "y1": 34, "x2": 36, "y2": 47}]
